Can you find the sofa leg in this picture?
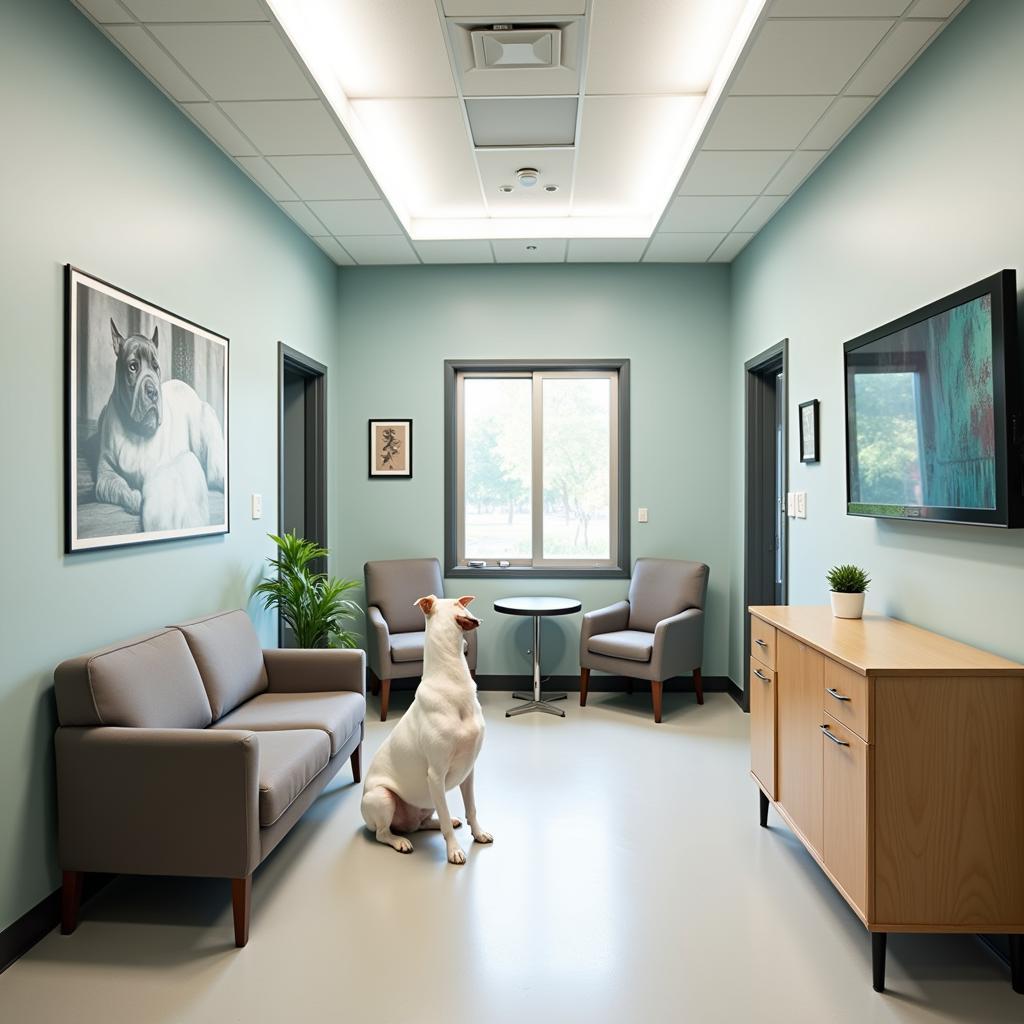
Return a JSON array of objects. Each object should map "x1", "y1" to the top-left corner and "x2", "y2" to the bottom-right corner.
[
  {"x1": 380, "y1": 679, "x2": 391, "y2": 722},
  {"x1": 61, "y1": 870, "x2": 83, "y2": 935},
  {"x1": 651, "y1": 680, "x2": 663, "y2": 724},
  {"x1": 580, "y1": 667, "x2": 590, "y2": 706},
  {"x1": 694, "y1": 667, "x2": 704, "y2": 705},
  {"x1": 350, "y1": 743, "x2": 362, "y2": 784},
  {"x1": 232, "y1": 875, "x2": 252, "y2": 948}
]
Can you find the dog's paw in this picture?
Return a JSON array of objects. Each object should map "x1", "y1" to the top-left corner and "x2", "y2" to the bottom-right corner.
[
  {"x1": 472, "y1": 831, "x2": 494, "y2": 845},
  {"x1": 392, "y1": 837, "x2": 414, "y2": 854},
  {"x1": 447, "y1": 846, "x2": 467, "y2": 865},
  {"x1": 126, "y1": 490, "x2": 143, "y2": 515}
]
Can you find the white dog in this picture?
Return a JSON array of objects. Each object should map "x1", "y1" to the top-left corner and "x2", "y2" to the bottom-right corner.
[{"x1": 360, "y1": 595, "x2": 493, "y2": 864}]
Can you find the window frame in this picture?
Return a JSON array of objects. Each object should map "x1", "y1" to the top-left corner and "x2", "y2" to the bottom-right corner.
[{"x1": 444, "y1": 358, "x2": 630, "y2": 580}]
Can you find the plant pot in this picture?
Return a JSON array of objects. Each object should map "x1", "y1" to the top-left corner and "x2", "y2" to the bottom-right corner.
[{"x1": 830, "y1": 591, "x2": 865, "y2": 619}]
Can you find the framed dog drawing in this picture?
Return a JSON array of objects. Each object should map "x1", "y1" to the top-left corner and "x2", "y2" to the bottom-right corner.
[{"x1": 65, "y1": 266, "x2": 229, "y2": 552}]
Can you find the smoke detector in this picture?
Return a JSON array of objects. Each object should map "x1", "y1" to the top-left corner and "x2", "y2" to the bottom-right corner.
[
  {"x1": 471, "y1": 27, "x2": 562, "y2": 70},
  {"x1": 515, "y1": 168, "x2": 540, "y2": 188}
]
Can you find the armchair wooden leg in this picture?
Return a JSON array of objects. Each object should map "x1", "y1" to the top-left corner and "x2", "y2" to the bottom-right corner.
[
  {"x1": 350, "y1": 743, "x2": 362, "y2": 784},
  {"x1": 693, "y1": 666, "x2": 704, "y2": 705},
  {"x1": 651, "y1": 680, "x2": 663, "y2": 724},
  {"x1": 61, "y1": 870, "x2": 84, "y2": 935},
  {"x1": 232, "y1": 875, "x2": 252, "y2": 948},
  {"x1": 380, "y1": 679, "x2": 391, "y2": 721},
  {"x1": 580, "y1": 667, "x2": 590, "y2": 706}
]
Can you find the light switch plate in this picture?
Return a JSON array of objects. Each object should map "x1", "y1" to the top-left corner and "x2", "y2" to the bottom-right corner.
[
  {"x1": 796, "y1": 492, "x2": 807, "y2": 519},
  {"x1": 638, "y1": 507, "x2": 648, "y2": 523},
  {"x1": 251, "y1": 493, "x2": 263, "y2": 520},
  {"x1": 786, "y1": 492, "x2": 796, "y2": 517}
]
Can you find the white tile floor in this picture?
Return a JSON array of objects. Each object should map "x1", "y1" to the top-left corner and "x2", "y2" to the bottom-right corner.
[{"x1": 0, "y1": 691, "x2": 1019, "y2": 1023}]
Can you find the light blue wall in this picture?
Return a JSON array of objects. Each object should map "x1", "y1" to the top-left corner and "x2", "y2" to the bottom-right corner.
[
  {"x1": 0, "y1": 0, "x2": 339, "y2": 931},
  {"x1": 727, "y1": 0, "x2": 1024, "y2": 684},
  {"x1": 336, "y1": 265, "x2": 734, "y2": 679}
]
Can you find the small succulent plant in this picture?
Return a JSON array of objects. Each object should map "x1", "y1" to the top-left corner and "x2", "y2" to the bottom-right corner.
[{"x1": 826, "y1": 564, "x2": 871, "y2": 594}]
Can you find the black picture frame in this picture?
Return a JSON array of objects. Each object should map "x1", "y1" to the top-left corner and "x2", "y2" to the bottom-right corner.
[
  {"x1": 65, "y1": 265, "x2": 230, "y2": 553},
  {"x1": 368, "y1": 418, "x2": 413, "y2": 478},
  {"x1": 799, "y1": 399, "x2": 820, "y2": 463}
]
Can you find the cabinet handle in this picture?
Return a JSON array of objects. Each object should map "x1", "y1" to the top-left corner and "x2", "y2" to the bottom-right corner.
[
  {"x1": 754, "y1": 668, "x2": 770, "y2": 682},
  {"x1": 820, "y1": 724, "x2": 850, "y2": 747},
  {"x1": 754, "y1": 638, "x2": 768, "y2": 648},
  {"x1": 826, "y1": 687, "x2": 852, "y2": 702}
]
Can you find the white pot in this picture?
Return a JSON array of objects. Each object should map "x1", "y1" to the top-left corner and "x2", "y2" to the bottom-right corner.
[{"x1": 830, "y1": 591, "x2": 865, "y2": 619}]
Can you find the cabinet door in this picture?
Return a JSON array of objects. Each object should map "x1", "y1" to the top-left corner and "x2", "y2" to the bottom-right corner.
[
  {"x1": 749, "y1": 658, "x2": 776, "y2": 798},
  {"x1": 777, "y1": 633, "x2": 823, "y2": 854},
  {"x1": 822, "y1": 714, "x2": 869, "y2": 918}
]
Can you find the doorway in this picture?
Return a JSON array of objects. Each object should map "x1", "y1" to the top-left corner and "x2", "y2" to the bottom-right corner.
[
  {"x1": 278, "y1": 343, "x2": 328, "y2": 645},
  {"x1": 743, "y1": 340, "x2": 789, "y2": 711}
]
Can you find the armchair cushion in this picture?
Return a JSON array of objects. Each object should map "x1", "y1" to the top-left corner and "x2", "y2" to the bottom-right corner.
[
  {"x1": 628, "y1": 559, "x2": 709, "y2": 633},
  {"x1": 364, "y1": 558, "x2": 444, "y2": 635},
  {"x1": 587, "y1": 630, "x2": 654, "y2": 663},
  {"x1": 390, "y1": 632, "x2": 425, "y2": 663},
  {"x1": 212, "y1": 691, "x2": 365, "y2": 756},
  {"x1": 256, "y1": 730, "x2": 330, "y2": 827}
]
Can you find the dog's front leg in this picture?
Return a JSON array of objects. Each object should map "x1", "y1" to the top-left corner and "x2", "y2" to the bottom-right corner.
[
  {"x1": 95, "y1": 461, "x2": 142, "y2": 516},
  {"x1": 459, "y1": 771, "x2": 493, "y2": 845},
  {"x1": 426, "y1": 769, "x2": 465, "y2": 865}
]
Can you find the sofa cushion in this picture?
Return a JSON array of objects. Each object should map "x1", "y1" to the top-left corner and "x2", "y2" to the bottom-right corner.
[
  {"x1": 54, "y1": 629, "x2": 213, "y2": 729},
  {"x1": 212, "y1": 691, "x2": 365, "y2": 756},
  {"x1": 587, "y1": 630, "x2": 654, "y2": 663},
  {"x1": 171, "y1": 610, "x2": 268, "y2": 720},
  {"x1": 364, "y1": 558, "x2": 444, "y2": 635},
  {"x1": 390, "y1": 632, "x2": 425, "y2": 664},
  {"x1": 256, "y1": 730, "x2": 330, "y2": 827}
]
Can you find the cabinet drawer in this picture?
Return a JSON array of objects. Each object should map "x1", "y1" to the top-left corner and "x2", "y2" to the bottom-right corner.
[
  {"x1": 823, "y1": 658, "x2": 869, "y2": 741},
  {"x1": 750, "y1": 616, "x2": 776, "y2": 670},
  {"x1": 749, "y1": 658, "x2": 776, "y2": 799}
]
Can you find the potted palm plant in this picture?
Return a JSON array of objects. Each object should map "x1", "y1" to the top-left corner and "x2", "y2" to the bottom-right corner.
[
  {"x1": 826, "y1": 564, "x2": 870, "y2": 619},
  {"x1": 254, "y1": 532, "x2": 361, "y2": 648}
]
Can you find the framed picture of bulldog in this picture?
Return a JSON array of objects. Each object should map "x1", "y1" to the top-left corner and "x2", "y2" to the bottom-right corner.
[
  {"x1": 368, "y1": 418, "x2": 412, "y2": 478},
  {"x1": 65, "y1": 266, "x2": 230, "y2": 552}
]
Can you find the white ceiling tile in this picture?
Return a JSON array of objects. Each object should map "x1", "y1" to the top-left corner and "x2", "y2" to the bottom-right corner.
[
  {"x1": 149, "y1": 23, "x2": 315, "y2": 101},
  {"x1": 800, "y1": 96, "x2": 873, "y2": 149},
  {"x1": 414, "y1": 241, "x2": 495, "y2": 264},
  {"x1": 845, "y1": 20, "x2": 944, "y2": 96},
  {"x1": 491, "y1": 239, "x2": 567, "y2": 263},
  {"x1": 312, "y1": 236, "x2": 355, "y2": 265},
  {"x1": 708, "y1": 233, "x2": 755, "y2": 262},
  {"x1": 477, "y1": 149, "x2": 573, "y2": 217},
  {"x1": 235, "y1": 157, "x2": 297, "y2": 201},
  {"x1": 703, "y1": 96, "x2": 832, "y2": 150},
  {"x1": 661, "y1": 196, "x2": 755, "y2": 233},
  {"x1": 766, "y1": 150, "x2": 827, "y2": 194},
  {"x1": 732, "y1": 19, "x2": 892, "y2": 95},
  {"x1": 442, "y1": 1, "x2": 585, "y2": 14},
  {"x1": 267, "y1": 155, "x2": 378, "y2": 201},
  {"x1": 770, "y1": 0, "x2": 911, "y2": 13},
  {"x1": 306, "y1": 200, "x2": 401, "y2": 236},
  {"x1": 218, "y1": 101, "x2": 350, "y2": 155},
  {"x1": 907, "y1": 0, "x2": 962, "y2": 15},
  {"x1": 643, "y1": 234, "x2": 726, "y2": 262},
  {"x1": 74, "y1": 0, "x2": 132, "y2": 22},
  {"x1": 734, "y1": 195, "x2": 787, "y2": 232},
  {"x1": 351, "y1": 99, "x2": 486, "y2": 219},
  {"x1": 678, "y1": 151, "x2": 789, "y2": 196},
  {"x1": 574, "y1": 96, "x2": 703, "y2": 216},
  {"x1": 106, "y1": 26, "x2": 205, "y2": 102},
  {"x1": 278, "y1": 201, "x2": 329, "y2": 235},
  {"x1": 466, "y1": 98, "x2": 578, "y2": 148},
  {"x1": 587, "y1": 0, "x2": 749, "y2": 95},
  {"x1": 122, "y1": 0, "x2": 266, "y2": 20},
  {"x1": 338, "y1": 236, "x2": 419, "y2": 265},
  {"x1": 181, "y1": 103, "x2": 256, "y2": 156},
  {"x1": 566, "y1": 239, "x2": 647, "y2": 263}
]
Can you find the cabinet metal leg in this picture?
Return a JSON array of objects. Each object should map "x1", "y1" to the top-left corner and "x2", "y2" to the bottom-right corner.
[
  {"x1": 872, "y1": 932, "x2": 887, "y2": 992},
  {"x1": 759, "y1": 790, "x2": 769, "y2": 828},
  {"x1": 1010, "y1": 935, "x2": 1023, "y2": 994}
]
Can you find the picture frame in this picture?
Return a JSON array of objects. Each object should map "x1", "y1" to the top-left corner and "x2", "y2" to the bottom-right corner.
[
  {"x1": 368, "y1": 418, "x2": 413, "y2": 478},
  {"x1": 65, "y1": 265, "x2": 230, "y2": 552},
  {"x1": 799, "y1": 399, "x2": 820, "y2": 463}
]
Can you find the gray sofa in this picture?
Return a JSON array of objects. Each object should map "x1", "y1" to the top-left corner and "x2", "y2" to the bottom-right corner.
[{"x1": 54, "y1": 609, "x2": 365, "y2": 947}]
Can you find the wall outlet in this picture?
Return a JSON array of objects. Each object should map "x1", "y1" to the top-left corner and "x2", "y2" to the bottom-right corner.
[
  {"x1": 796, "y1": 492, "x2": 807, "y2": 519},
  {"x1": 251, "y1": 493, "x2": 263, "y2": 520},
  {"x1": 638, "y1": 507, "x2": 648, "y2": 523}
]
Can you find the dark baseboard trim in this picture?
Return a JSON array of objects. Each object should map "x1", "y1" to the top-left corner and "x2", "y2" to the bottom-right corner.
[
  {"x1": 0, "y1": 873, "x2": 112, "y2": 975},
  {"x1": 474, "y1": 674, "x2": 736, "y2": 694},
  {"x1": 978, "y1": 934, "x2": 1012, "y2": 970},
  {"x1": 726, "y1": 679, "x2": 744, "y2": 708}
]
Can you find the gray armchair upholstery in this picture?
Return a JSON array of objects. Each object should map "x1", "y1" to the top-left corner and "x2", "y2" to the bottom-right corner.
[
  {"x1": 579, "y1": 558, "x2": 709, "y2": 723},
  {"x1": 364, "y1": 557, "x2": 478, "y2": 720}
]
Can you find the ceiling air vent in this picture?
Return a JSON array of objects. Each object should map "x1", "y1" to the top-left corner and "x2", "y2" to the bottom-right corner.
[{"x1": 471, "y1": 27, "x2": 562, "y2": 70}]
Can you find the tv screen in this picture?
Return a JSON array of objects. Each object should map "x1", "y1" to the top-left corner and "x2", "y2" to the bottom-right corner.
[{"x1": 844, "y1": 270, "x2": 1021, "y2": 527}]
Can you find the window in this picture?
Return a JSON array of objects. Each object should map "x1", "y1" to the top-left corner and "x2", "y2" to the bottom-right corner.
[{"x1": 445, "y1": 360, "x2": 629, "y2": 577}]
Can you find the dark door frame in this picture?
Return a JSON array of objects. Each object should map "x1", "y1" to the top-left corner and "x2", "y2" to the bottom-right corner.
[{"x1": 743, "y1": 339, "x2": 789, "y2": 712}]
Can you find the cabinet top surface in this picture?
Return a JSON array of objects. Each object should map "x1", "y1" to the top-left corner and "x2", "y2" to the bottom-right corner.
[{"x1": 748, "y1": 606, "x2": 1024, "y2": 676}]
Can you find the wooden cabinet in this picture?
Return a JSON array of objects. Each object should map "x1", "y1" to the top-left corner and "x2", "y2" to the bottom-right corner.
[{"x1": 749, "y1": 606, "x2": 1024, "y2": 995}]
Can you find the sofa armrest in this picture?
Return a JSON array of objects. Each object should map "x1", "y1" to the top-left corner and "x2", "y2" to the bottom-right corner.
[
  {"x1": 580, "y1": 600, "x2": 631, "y2": 654},
  {"x1": 263, "y1": 647, "x2": 366, "y2": 695},
  {"x1": 366, "y1": 605, "x2": 391, "y2": 677},
  {"x1": 652, "y1": 608, "x2": 705, "y2": 680},
  {"x1": 55, "y1": 726, "x2": 260, "y2": 879}
]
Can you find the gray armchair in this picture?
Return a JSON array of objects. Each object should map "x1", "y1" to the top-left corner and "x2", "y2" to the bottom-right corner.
[
  {"x1": 579, "y1": 558, "x2": 709, "y2": 723},
  {"x1": 364, "y1": 557, "x2": 478, "y2": 720}
]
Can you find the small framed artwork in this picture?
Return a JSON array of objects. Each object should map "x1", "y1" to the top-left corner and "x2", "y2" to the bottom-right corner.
[
  {"x1": 799, "y1": 399, "x2": 820, "y2": 463},
  {"x1": 65, "y1": 265, "x2": 229, "y2": 553},
  {"x1": 368, "y1": 418, "x2": 412, "y2": 478}
]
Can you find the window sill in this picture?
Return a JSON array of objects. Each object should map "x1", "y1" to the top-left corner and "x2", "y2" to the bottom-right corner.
[{"x1": 445, "y1": 565, "x2": 629, "y2": 581}]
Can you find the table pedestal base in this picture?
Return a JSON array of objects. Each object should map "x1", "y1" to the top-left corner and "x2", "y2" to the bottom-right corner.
[
  {"x1": 507, "y1": 699, "x2": 564, "y2": 718},
  {"x1": 505, "y1": 614, "x2": 568, "y2": 719}
]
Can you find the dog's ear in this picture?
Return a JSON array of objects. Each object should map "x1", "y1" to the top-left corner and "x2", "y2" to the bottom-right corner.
[
  {"x1": 414, "y1": 595, "x2": 437, "y2": 616},
  {"x1": 110, "y1": 319, "x2": 124, "y2": 356},
  {"x1": 150, "y1": 325, "x2": 159, "y2": 348},
  {"x1": 456, "y1": 595, "x2": 476, "y2": 608}
]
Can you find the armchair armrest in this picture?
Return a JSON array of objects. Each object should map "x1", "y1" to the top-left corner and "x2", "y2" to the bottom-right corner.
[
  {"x1": 580, "y1": 600, "x2": 631, "y2": 654},
  {"x1": 652, "y1": 608, "x2": 705, "y2": 680},
  {"x1": 366, "y1": 605, "x2": 391, "y2": 676},
  {"x1": 55, "y1": 726, "x2": 260, "y2": 878},
  {"x1": 263, "y1": 647, "x2": 366, "y2": 695}
]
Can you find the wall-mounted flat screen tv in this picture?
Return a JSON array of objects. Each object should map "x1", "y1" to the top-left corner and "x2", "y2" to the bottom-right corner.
[{"x1": 844, "y1": 270, "x2": 1022, "y2": 527}]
